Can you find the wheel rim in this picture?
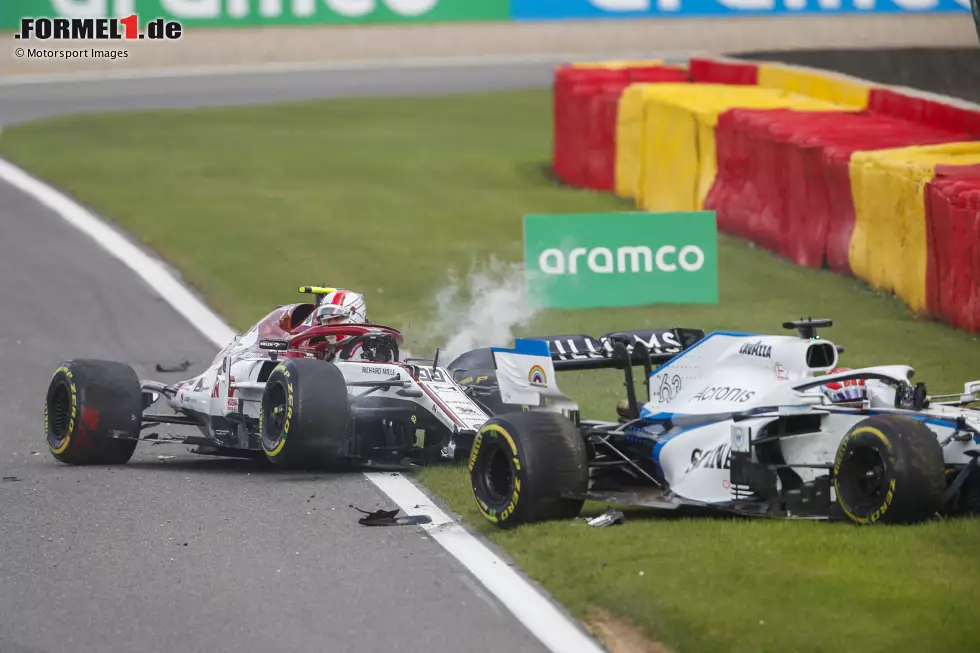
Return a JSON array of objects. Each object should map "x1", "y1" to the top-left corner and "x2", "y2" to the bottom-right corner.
[
  {"x1": 263, "y1": 381, "x2": 288, "y2": 446},
  {"x1": 49, "y1": 383, "x2": 72, "y2": 446},
  {"x1": 480, "y1": 445, "x2": 514, "y2": 505},
  {"x1": 840, "y1": 445, "x2": 887, "y2": 504}
]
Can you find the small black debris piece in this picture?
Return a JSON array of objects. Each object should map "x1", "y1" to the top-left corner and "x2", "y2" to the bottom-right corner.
[
  {"x1": 352, "y1": 506, "x2": 432, "y2": 527},
  {"x1": 156, "y1": 361, "x2": 192, "y2": 373}
]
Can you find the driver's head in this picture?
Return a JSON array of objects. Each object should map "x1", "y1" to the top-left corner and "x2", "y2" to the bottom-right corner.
[
  {"x1": 316, "y1": 290, "x2": 367, "y2": 326},
  {"x1": 822, "y1": 367, "x2": 866, "y2": 403}
]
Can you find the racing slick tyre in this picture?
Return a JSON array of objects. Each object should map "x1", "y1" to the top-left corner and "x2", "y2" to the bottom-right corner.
[
  {"x1": 972, "y1": 0, "x2": 980, "y2": 44},
  {"x1": 45, "y1": 360, "x2": 142, "y2": 465},
  {"x1": 259, "y1": 358, "x2": 352, "y2": 468},
  {"x1": 469, "y1": 411, "x2": 588, "y2": 529},
  {"x1": 833, "y1": 415, "x2": 945, "y2": 525}
]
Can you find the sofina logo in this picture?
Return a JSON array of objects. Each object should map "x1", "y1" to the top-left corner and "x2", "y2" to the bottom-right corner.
[
  {"x1": 523, "y1": 211, "x2": 718, "y2": 310},
  {"x1": 528, "y1": 364, "x2": 547, "y2": 387}
]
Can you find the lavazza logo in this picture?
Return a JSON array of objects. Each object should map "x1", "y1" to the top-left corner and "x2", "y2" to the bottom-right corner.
[
  {"x1": 739, "y1": 341, "x2": 772, "y2": 358},
  {"x1": 538, "y1": 244, "x2": 705, "y2": 275}
]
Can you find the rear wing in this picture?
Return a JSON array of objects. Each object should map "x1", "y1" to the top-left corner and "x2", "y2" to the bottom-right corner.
[
  {"x1": 481, "y1": 329, "x2": 704, "y2": 421},
  {"x1": 535, "y1": 328, "x2": 706, "y2": 371}
]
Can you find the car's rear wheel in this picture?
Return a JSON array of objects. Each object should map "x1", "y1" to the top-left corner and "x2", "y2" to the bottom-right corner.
[
  {"x1": 833, "y1": 415, "x2": 944, "y2": 525},
  {"x1": 469, "y1": 411, "x2": 588, "y2": 529},
  {"x1": 972, "y1": 0, "x2": 980, "y2": 44},
  {"x1": 260, "y1": 358, "x2": 352, "y2": 468},
  {"x1": 45, "y1": 360, "x2": 142, "y2": 465}
]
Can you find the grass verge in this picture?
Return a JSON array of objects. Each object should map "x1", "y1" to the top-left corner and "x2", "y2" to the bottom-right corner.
[{"x1": 3, "y1": 90, "x2": 980, "y2": 653}]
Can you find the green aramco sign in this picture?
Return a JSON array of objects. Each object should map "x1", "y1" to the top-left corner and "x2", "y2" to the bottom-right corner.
[{"x1": 523, "y1": 211, "x2": 719, "y2": 310}]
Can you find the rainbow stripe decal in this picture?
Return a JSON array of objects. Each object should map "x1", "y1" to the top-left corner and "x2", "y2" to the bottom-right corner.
[{"x1": 528, "y1": 364, "x2": 547, "y2": 388}]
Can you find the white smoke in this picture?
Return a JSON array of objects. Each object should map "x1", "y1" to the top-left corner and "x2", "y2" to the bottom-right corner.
[{"x1": 419, "y1": 256, "x2": 540, "y2": 364}]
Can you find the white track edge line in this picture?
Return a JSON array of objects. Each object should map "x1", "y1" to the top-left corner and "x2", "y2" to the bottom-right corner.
[
  {"x1": 0, "y1": 155, "x2": 607, "y2": 653},
  {"x1": 364, "y1": 471, "x2": 606, "y2": 653}
]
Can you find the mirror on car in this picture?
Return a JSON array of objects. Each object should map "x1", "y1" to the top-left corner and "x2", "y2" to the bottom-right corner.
[{"x1": 962, "y1": 380, "x2": 980, "y2": 402}]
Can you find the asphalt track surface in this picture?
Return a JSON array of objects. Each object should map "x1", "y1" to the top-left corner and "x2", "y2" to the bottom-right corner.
[
  {"x1": 0, "y1": 61, "x2": 567, "y2": 126},
  {"x1": 0, "y1": 62, "x2": 569, "y2": 653},
  {"x1": 0, "y1": 49, "x2": 972, "y2": 653}
]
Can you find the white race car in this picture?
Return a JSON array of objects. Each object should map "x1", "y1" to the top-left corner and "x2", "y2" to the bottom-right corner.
[
  {"x1": 43, "y1": 286, "x2": 488, "y2": 469},
  {"x1": 453, "y1": 319, "x2": 980, "y2": 527}
]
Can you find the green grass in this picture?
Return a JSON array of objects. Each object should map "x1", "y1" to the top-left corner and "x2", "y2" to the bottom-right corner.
[{"x1": 4, "y1": 90, "x2": 980, "y2": 653}]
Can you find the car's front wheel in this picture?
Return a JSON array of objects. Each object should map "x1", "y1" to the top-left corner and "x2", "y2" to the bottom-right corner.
[
  {"x1": 469, "y1": 411, "x2": 588, "y2": 529},
  {"x1": 259, "y1": 358, "x2": 352, "y2": 468},
  {"x1": 833, "y1": 414, "x2": 944, "y2": 525}
]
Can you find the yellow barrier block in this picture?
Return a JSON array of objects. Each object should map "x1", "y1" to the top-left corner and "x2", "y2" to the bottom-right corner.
[
  {"x1": 757, "y1": 63, "x2": 870, "y2": 110},
  {"x1": 571, "y1": 59, "x2": 664, "y2": 69},
  {"x1": 614, "y1": 84, "x2": 660, "y2": 200},
  {"x1": 849, "y1": 142, "x2": 980, "y2": 313},
  {"x1": 630, "y1": 84, "x2": 845, "y2": 213}
]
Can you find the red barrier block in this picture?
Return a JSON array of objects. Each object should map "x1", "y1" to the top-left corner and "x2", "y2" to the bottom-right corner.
[
  {"x1": 869, "y1": 88, "x2": 980, "y2": 138},
  {"x1": 558, "y1": 80, "x2": 620, "y2": 187},
  {"x1": 708, "y1": 107, "x2": 971, "y2": 274},
  {"x1": 708, "y1": 110, "x2": 855, "y2": 264},
  {"x1": 689, "y1": 58, "x2": 758, "y2": 86},
  {"x1": 707, "y1": 110, "x2": 758, "y2": 239},
  {"x1": 926, "y1": 167, "x2": 980, "y2": 331},
  {"x1": 583, "y1": 88, "x2": 627, "y2": 191},
  {"x1": 552, "y1": 64, "x2": 691, "y2": 190},
  {"x1": 867, "y1": 88, "x2": 927, "y2": 124},
  {"x1": 925, "y1": 180, "x2": 969, "y2": 327},
  {"x1": 948, "y1": 186, "x2": 980, "y2": 331},
  {"x1": 935, "y1": 164, "x2": 980, "y2": 178},
  {"x1": 553, "y1": 66, "x2": 631, "y2": 184},
  {"x1": 967, "y1": 190, "x2": 980, "y2": 331},
  {"x1": 629, "y1": 66, "x2": 690, "y2": 84}
]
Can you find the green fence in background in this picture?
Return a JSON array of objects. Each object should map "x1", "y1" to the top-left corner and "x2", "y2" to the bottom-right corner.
[{"x1": 0, "y1": 0, "x2": 510, "y2": 29}]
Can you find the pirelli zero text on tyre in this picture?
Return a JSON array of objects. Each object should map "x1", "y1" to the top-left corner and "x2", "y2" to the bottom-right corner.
[
  {"x1": 469, "y1": 411, "x2": 588, "y2": 528},
  {"x1": 45, "y1": 359, "x2": 142, "y2": 465},
  {"x1": 259, "y1": 358, "x2": 352, "y2": 467},
  {"x1": 833, "y1": 414, "x2": 945, "y2": 525}
]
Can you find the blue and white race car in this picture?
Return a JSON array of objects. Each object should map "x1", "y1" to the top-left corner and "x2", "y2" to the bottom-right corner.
[{"x1": 448, "y1": 319, "x2": 980, "y2": 528}]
